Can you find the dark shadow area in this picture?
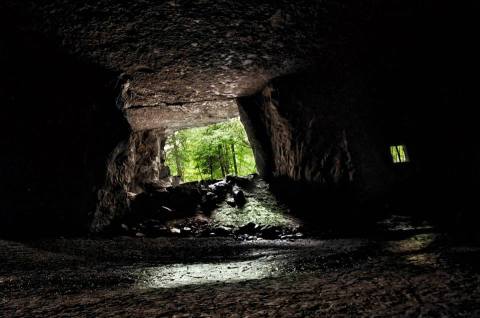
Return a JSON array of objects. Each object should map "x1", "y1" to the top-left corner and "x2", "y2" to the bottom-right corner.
[
  {"x1": 0, "y1": 7, "x2": 130, "y2": 237},
  {"x1": 236, "y1": 1, "x2": 480, "y2": 242}
]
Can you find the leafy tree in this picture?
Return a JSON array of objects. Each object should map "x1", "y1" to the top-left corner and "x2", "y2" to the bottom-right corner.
[{"x1": 165, "y1": 118, "x2": 257, "y2": 182}]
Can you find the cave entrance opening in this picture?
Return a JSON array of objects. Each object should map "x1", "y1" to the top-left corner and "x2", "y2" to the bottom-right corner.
[
  {"x1": 125, "y1": 119, "x2": 301, "y2": 240},
  {"x1": 164, "y1": 117, "x2": 257, "y2": 183}
]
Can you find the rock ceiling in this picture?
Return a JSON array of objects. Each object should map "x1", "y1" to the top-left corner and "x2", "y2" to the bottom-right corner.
[{"x1": 5, "y1": 0, "x2": 370, "y2": 131}]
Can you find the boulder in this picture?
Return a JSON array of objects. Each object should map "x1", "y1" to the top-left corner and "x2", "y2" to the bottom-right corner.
[
  {"x1": 213, "y1": 225, "x2": 233, "y2": 236},
  {"x1": 259, "y1": 225, "x2": 283, "y2": 239},
  {"x1": 238, "y1": 222, "x2": 259, "y2": 235},
  {"x1": 201, "y1": 191, "x2": 218, "y2": 211},
  {"x1": 232, "y1": 186, "x2": 246, "y2": 207},
  {"x1": 208, "y1": 180, "x2": 231, "y2": 196},
  {"x1": 226, "y1": 197, "x2": 236, "y2": 207}
]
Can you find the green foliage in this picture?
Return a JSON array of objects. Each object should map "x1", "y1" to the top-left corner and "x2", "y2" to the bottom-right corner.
[
  {"x1": 390, "y1": 145, "x2": 409, "y2": 163},
  {"x1": 165, "y1": 118, "x2": 257, "y2": 182}
]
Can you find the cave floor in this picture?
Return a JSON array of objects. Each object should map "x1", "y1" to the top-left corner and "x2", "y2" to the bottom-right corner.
[{"x1": 1, "y1": 229, "x2": 480, "y2": 317}]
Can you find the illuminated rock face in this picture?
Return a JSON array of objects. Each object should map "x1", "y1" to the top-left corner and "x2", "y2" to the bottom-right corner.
[{"x1": 91, "y1": 129, "x2": 170, "y2": 232}]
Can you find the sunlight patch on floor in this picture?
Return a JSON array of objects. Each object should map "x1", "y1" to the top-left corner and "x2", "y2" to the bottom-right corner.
[{"x1": 135, "y1": 258, "x2": 285, "y2": 289}]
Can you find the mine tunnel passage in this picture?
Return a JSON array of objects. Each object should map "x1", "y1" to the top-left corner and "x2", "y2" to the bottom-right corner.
[{"x1": 1, "y1": 1, "x2": 480, "y2": 315}]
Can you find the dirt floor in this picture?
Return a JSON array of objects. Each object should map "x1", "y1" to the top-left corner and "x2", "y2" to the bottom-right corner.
[{"x1": 1, "y1": 219, "x2": 480, "y2": 317}]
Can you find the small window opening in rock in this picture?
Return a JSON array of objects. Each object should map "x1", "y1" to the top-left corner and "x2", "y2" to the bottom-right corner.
[
  {"x1": 165, "y1": 117, "x2": 257, "y2": 182},
  {"x1": 390, "y1": 145, "x2": 409, "y2": 163}
]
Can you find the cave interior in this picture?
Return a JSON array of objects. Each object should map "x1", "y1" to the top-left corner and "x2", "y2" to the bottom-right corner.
[{"x1": 1, "y1": 1, "x2": 479, "y2": 316}]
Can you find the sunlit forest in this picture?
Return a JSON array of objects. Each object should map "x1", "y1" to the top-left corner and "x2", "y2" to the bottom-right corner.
[{"x1": 165, "y1": 118, "x2": 257, "y2": 182}]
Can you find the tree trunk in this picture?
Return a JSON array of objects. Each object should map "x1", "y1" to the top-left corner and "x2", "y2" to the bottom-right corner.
[
  {"x1": 223, "y1": 143, "x2": 230, "y2": 175},
  {"x1": 171, "y1": 133, "x2": 183, "y2": 180},
  {"x1": 231, "y1": 143, "x2": 238, "y2": 176},
  {"x1": 218, "y1": 144, "x2": 226, "y2": 177}
]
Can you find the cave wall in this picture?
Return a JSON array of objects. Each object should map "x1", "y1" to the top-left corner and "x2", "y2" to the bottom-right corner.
[
  {"x1": 91, "y1": 129, "x2": 171, "y2": 232},
  {"x1": 128, "y1": 129, "x2": 170, "y2": 193},
  {"x1": 238, "y1": 1, "x2": 480, "y2": 227},
  {"x1": 0, "y1": 5, "x2": 185, "y2": 236},
  {"x1": 239, "y1": 63, "x2": 478, "y2": 226},
  {"x1": 363, "y1": 0, "x2": 480, "y2": 235},
  {"x1": 238, "y1": 70, "x2": 393, "y2": 213},
  {"x1": 0, "y1": 27, "x2": 130, "y2": 236},
  {"x1": 0, "y1": 25, "x2": 169, "y2": 235}
]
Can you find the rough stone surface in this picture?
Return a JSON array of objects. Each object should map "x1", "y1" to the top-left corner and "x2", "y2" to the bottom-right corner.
[
  {"x1": 4, "y1": 0, "x2": 358, "y2": 103},
  {"x1": 92, "y1": 129, "x2": 171, "y2": 232},
  {"x1": 1, "y1": 0, "x2": 374, "y2": 131},
  {"x1": 1, "y1": 230, "x2": 480, "y2": 316},
  {"x1": 126, "y1": 100, "x2": 240, "y2": 132},
  {"x1": 128, "y1": 129, "x2": 169, "y2": 192},
  {"x1": 238, "y1": 72, "x2": 391, "y2": 207}
]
